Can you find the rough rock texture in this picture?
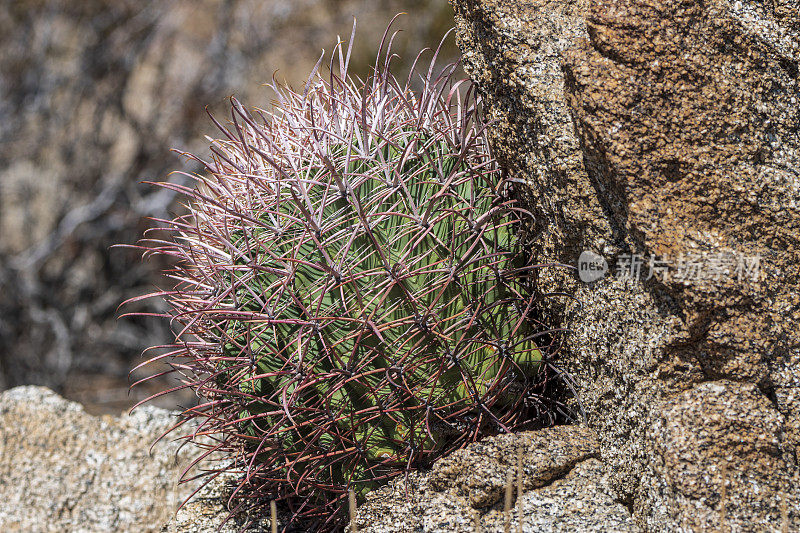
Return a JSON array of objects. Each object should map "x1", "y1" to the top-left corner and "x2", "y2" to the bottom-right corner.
[
  {"x1": 354, "y1": 426, "x2": 638, "y2": 532},
  {"x1": 164, "y1": 427, "x2": 637, "y2": 532},
  {"x1": 0, "y1": 386, "x2": 196, "y2": 532},
  {"x1": 163, "y1": 475, "x2": 274, "y2": 533},
  {"x1": 0, "y1": 0, "x2": 455, "y2": 413},
  {"x1": 453, "y1": 0, "x2": 799, "y2": 531},
  {"x1": 647, "y1": 381, "x2": 790, "y2": 531}
]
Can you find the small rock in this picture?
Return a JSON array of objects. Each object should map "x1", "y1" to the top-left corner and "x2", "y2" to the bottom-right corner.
[{"x1": 355, "y1": 425, "x2": 638, "y2": 532}]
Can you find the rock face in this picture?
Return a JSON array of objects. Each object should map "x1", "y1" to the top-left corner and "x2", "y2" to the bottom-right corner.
[
  {"x1": 452, "y1": 0, "x2": 799, "y2": 531},
  {"x1": 354, "y1": 426, "x2": 638, "y2": 532},
  {"x1": 0, "y1": 386, "x2": 196, "y2": 532}
]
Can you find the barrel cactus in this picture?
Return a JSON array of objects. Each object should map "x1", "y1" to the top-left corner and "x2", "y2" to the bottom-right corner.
[{"x1": 132, "y1": 19, "x2": 559, "y2": 532}]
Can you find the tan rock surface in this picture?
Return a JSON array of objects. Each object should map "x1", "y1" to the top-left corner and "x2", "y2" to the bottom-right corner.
[
  {"x1": 354, "y1": 426, "x2": 638, "y2": 532},
  {"x1": 645, "y1": 381, "x2": 795, "y2": 531},
  {"x1": 0, "y1": 386, "x2": 195, "y2": 532},
  {"x1": 428, "y1": 425, "x2": 598, "y2": 508},
  {"x1": 453, "y1": 0, "x2": 799, "y2": 530}
]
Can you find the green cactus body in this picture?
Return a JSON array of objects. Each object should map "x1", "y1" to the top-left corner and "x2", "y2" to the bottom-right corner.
[
  {"x1": 134, "y1": 21, "x2": 555, "y2": 531},
  {"x1": 218, "y1": 131, "x2": 541, "y2": 498}
]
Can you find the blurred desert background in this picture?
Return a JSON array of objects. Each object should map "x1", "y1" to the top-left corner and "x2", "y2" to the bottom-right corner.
[{"x1": 0, "y1": 0, "x2": 457, "y2": 414}]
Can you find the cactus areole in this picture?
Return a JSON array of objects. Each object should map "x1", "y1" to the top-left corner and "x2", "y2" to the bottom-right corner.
[{"x1": 131, "y1": 18, "x2": 561, "y2": 532}]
